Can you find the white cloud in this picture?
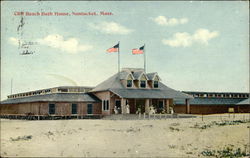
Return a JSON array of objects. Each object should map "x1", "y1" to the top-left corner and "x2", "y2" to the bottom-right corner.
[
  {"x1": 37, "y1": 34, "x2": 93, "y2": 53},
  {"x1": 89, "y1": 21, "x2": 133, "y2": 35},
  {"x1": 193, "y1": 29, "x2": 219, "y2": 44},
  {"x1": 162, "y1": 32, "x2": 192, "y2": 47},
  {"x1": 162, "y1": 29, "x2": 219, "y2": 47},
  {"x1": 153, "y1": 16, "x2": 188, "y2": 26},
  {"x1": 9, "y1": 37, "x2": 19, "y2": 46}
]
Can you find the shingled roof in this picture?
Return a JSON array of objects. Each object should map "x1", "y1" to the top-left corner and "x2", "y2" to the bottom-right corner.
[
  {"x1": 174, "y1": 98, "x2": 245, "y2": 106},
  {"x1": 91, "y1": 72, "x2": 192, "y2": 99},
  {"x1": 146, "y1": 72, "x2": 158, "y2": 80},
  {"x1": 132, "y1": 71, "x2": 144, "y2": 80},
  {"x1": 237, "y1": 98, "x2": 250, "y2": 105},
  {"x1": 1, "y1": 93, "x2": 100, "y2": 104}
]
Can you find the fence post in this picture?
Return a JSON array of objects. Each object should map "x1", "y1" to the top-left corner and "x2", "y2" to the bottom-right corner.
[{"x1": 202, "y1": 114, "x2": 203, "y2": 121}]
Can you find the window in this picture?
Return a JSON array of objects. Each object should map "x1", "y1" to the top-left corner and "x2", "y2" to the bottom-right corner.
[
  {"x1": 87, "y1": 104, "x2": 93, "y2": 114},
  {"x1": 140, "y1": 80, "x2": 146, "y2": 88},
  {"x1": 103, "y1": 100, "x2": 109, "y2": 111},
  {"x1": 153, "y1": 81, "x2": 158, "y2": 88},
  {"x1": 127, "y1": 80, "x2": 132, "y2": 87},
  {"x1": 58, "y1": 88, "x2": 68, "y2": 92},
  {"x1": 106, "y1": 100, "x2": 109, "y2": 110},
  {"x1": 49, "y1": 103, "x2": 55, "y2": 115},
  {"x1": 72, "y1": 104, "x2": 77, "y2": 114},
  {"x1": 45, "y1": 89, "x2": 51, "y2": 93}
]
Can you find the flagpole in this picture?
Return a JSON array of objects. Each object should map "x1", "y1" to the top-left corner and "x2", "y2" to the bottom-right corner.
[
  {"x1": 144, "y1": 44, "x2": 146, "y2": 73},
  {"x1": 11, "y1": 78, "x2": 13, "y2": 94},
  {"x1": 118, "y1": 41, "x2": 120, "y2": 76}
]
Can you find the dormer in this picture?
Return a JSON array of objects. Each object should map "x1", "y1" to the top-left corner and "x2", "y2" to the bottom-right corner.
[
  {"x1": 139, "y1": 73, "x2": 148, "y2": 88},
  {"x1": 146, "y1": 72, "x2": 161, "y2": 88},
  {"x1": 126, "y1": 74, "x2": 134, "y2": 88},
  {"x1": 153, "y1": 75, "x2": 160, "y2": 88},
  {"x1": 119, "y1": 70, "x2": 135, "y2": 88}
]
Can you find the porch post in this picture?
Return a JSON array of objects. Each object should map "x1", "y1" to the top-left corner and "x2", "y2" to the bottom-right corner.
[
  {"x1": 166, "y1": 99, "x2": 170, "y2": 114},
  {"x1": 145, "y1": 99, "x2": 150, "y2": 114},
  {"x1": 186, "y1": 99, "x2": 190, "y2": 114},
  {"x1": 121, "y1": 98, "x2": 126, "y2": 114}
]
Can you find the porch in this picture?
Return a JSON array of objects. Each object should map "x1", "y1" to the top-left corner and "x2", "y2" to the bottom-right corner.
[{"x1": 112, "y1": 98, "x2": 174, "y2": 114}]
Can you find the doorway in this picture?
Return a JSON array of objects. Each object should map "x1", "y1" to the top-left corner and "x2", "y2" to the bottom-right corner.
[
  {"x1": 87, "y1": 104, "x2": 93, "y2": 114},
  {"x1": 135, "y1": 99, "x2": 145, "y2": 113},
  {"x1": 115, "y1": 100, "x2": 122, "y2": 114}
]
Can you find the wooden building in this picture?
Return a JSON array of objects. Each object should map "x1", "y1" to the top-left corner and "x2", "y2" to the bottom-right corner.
[
  {"x1": 1, "y1": 68, "x2": 249, "y2": 117},
  {"x1": 0, "y1": 68, "x2": 192, "y2": 117},
  {"x1": 174, "y1": 91, "x2": 250, "y2": 114},
  {"x1": 0, "y1": 87, "x2": 101, "y2": 118},
  {"x1": 91, "y1": 68, "x2": 192, "y2": 116}
]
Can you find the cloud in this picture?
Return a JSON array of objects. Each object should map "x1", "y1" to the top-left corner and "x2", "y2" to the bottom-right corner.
[
  {"x1": 162, "y1": 29, "x2": 219, "y2": 47},
  {"x1": 9, "y1": 37, "x2": 19, "y2": 46},
  {"x1": 89, "y1": 21, "x2": 133, "y2": 35},
  {"x1": 193, "y1": 29, "x2": 219, "y2": 44},
  {"x1": 47, "y1": 74, "x2": 78, "y2": 86},
  {"x1": 37, "y1": 34, "x2": 93, "y2": 53},
  {"x1": 153, "y1": 16, "x2": 188, "y2": 26}
]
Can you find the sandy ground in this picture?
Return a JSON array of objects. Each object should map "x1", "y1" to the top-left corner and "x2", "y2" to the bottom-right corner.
[{"x1": 0, "y1": 114, "x2": 249, "y2": 157}]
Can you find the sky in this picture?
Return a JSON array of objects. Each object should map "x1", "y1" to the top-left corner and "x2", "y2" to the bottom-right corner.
[{"x1": 1, "y1": 1, "x2": 249, "y2": 100}]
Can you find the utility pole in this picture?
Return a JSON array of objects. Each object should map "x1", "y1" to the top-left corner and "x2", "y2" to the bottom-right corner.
[{"x1": 11, "y1": 78, "x2": 13, "y2": 94}]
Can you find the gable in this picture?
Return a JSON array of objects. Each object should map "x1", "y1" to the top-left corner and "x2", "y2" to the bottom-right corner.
[
  {"x1": 127, "y1": 74, "x2": 133, "y2": 80},
  {"x1": 140, "y1": 74, "x2": 147, "y2": 80},
  {"x1": 154, "y1": 75, "x2": 160, "y2": 81}
]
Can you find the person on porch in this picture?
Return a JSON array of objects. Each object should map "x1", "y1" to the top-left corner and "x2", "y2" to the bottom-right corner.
[
  {"x1": 114, "y1": 106, "x2": 118, "y2": 114},
  {"x1": 126, "y1": 104, "x2": 130, "y2": 114}
]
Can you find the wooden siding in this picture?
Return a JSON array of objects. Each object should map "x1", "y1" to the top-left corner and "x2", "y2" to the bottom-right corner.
[
  {"x1": 0, "y1": 102, "x2": 101, "y2": 116},
  {"x1": 92, "y1": 91, "x2": 111, "y2": 115},
  {"x1": 174, "y1": 104, "x2": 250, "y2": 114}
]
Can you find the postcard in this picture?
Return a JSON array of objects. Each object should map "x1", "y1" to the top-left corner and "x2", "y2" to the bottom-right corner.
[{"x1": 1, "y1": 1, "x2": 249, "y2": 157}]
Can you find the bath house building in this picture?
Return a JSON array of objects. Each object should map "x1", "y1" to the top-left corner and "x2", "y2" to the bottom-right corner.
[
  {"x1": 0, "y1": 68, "x2": 192, "y2": 117},
  {"x1": 1, "y1": 68, "x2": 249, "y2": 117}
]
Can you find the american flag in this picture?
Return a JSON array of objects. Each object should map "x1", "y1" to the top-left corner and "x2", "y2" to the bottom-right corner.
[
  {"x1": 132, "y1": 45, "x2": 144, "y2": 54},
  {"x1": 107, "y1": 43, "x2": 119, "y2": 53}
]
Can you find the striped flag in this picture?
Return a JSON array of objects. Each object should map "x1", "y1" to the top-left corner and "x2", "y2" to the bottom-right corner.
[
  {"x1": 132, "y1": 45, "x2": 144, "y2": 54},
  {"x1": 107, "y1": 43, "x2": 119, "y2": 53}
]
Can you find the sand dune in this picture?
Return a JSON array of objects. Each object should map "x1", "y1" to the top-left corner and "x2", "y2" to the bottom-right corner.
[{"x1": 1, "y1": 114, "x2": 249, "y2": 157}]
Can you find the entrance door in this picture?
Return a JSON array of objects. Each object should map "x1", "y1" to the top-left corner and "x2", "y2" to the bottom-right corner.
[
  {"x1": 157, "y1": 100, "x2": 164, "y2": 113},
  {"x1": 135, "y1": 99, "x2": 145, "y2": 113},
  {"x1": 115, "y1": 100, "x2": 121, "y2": 114},
  {"x1": 87, "y1": 104, "x2": 93, "y2": 114}
]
